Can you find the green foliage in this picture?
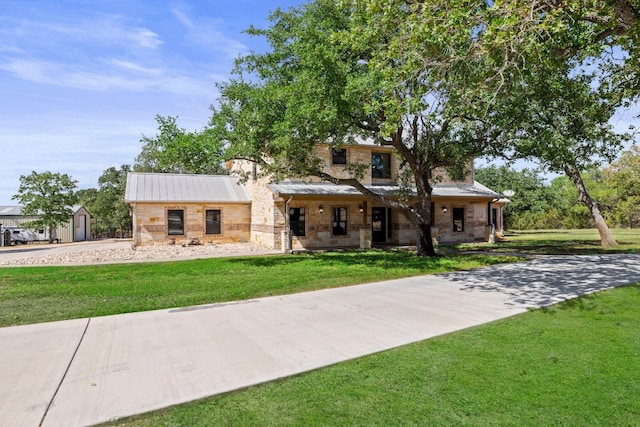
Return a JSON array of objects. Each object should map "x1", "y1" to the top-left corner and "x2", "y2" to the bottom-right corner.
[
  {"x1": 497, "y1": 68, "x2": 628, "y2": 174},
  {"x1": 480, "y1": 0, "x2": 639, "y2": 107},
  {"x1": 353, "y1": 1, "x2": 635, "y2": 246},
  {"x1": 11, "y1": 171, "x2": 78, "y2": 241},
  {"x1": 604, "y1": 145, "x2": 640, "y2": 227},
  {"x1": 96, "y1": 165, "x2": 132, "y2": 237},
  {"x1": 77, "y1": 166, "x2": 132, "y2": 238},
  {"x1": 475, "y1": 165, "x2": 556, "y2": 229},
  {"x1": 477, "y1": 153, "x2": 640, "y2": 231},
  {"x1": 135, "y1": 115, "x2": 226, "y2": 175},
  {"x1": 76, "y1": 188, "x2": 98, "y2": 222},
  {"x1": 211, "y1": 1, "x2": 523, "y2": 256},
  {"x1": 548, "y1": 174, "x2": 594, "y2": 229}
]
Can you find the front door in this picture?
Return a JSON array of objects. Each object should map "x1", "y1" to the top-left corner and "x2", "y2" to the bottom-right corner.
[{"x1": 372, "y1": 207, "x2": 386, "y2": 243}]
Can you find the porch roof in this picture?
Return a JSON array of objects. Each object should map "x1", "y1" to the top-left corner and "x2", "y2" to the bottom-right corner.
[
  {"x1": 124, "y1": 173, "x2": 251, "y2": 203},
  {"x1": 434, "y1": 181, "x2": 504, "y2": 199},
  {"x1": 267, "y1": 181, "x2": 503, "y2": 200}
]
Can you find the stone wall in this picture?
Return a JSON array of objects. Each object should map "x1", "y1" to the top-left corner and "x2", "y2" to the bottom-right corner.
[
  {"x1": 431, "y1": 200, "x2": 489, "y2": 244},
  {"x1": 234, "y1": 164, "x2": 284, "y2": 249},
  {"x1": 132, "y1": 202, "x2": 251, "y2": 246},
  {"x1": 227, "y1": 150, "x2": 489, "y2": 250},
  {"x1": 312, "y1": 144, "x2": 396, "y2": 184}
]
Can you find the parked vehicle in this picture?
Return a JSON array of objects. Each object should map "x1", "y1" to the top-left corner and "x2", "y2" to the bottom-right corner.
[{"x1": 0, "y1": 227, "x2": 37, "y2": 245}]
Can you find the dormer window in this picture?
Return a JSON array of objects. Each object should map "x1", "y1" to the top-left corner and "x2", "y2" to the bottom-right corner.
[
  {"x1": 371, "y1": 152, "x2": 391, "y2": 179},
  {"x1": 332, "y1": 148, "x2": 347, "y2": 165}
]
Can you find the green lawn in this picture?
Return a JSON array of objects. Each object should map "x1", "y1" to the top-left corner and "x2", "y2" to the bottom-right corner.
[
  {"x1": 0, "y1": 250, "x2": 517, "y2": 327},
  {"x1": 5, "y1": 231, "x2": 639, "y2": 425},
  {"x1": 104, "y1": 283, "x2": 640, "y2": 426},
  {"x1": 451, "y1": 228, "x2": 640, "y2": 255}
]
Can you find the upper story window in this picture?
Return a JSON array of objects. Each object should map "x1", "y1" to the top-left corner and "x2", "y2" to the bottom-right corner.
[
  {"x1": 371, "y1": 153, "x2": 391, "y2": 179},
  {"x1": 167, "y1": 209, "x2": 184, "y2": 235},
  {"x1": 332, "y1": 148, "x2": 347, "y2": 165}
]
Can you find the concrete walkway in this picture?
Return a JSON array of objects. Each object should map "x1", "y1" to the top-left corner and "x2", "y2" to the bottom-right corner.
[{"x1": 2, "y1": 254, "x2": 640, "y2": 426}]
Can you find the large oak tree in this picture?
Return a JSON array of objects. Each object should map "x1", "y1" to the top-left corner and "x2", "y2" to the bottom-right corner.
[
  {"x1": 361, "y1": 0, "x2": 636, "y2": 246},
  {"x1": 211, "y1": 0, "x2": 509, "y2": 256}
]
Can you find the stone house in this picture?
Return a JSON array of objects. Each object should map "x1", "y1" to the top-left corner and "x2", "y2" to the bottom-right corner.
[
  {"x1": 124, "y1": 173, "x2": 252, "y2": 247},
  {"x1": 125, "y1": 143, "x2": 507, "y2": 250}
]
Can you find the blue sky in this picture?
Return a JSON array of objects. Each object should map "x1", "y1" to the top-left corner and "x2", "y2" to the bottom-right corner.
[
  {"x1": 1, "y1": 1, "x2": 637, "y2": 205},
  {"x1": 0, "y1": 0, "x2": 305, "y2": 204}
]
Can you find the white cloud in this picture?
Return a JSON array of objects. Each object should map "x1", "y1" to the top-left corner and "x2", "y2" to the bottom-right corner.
[
  {"x1": 128, "y1": 27, "x2": 164, "y2": 49},
  {"x1": 33, "y1": 16, "x2": 163, "y2": 51},
  {"x1": 0, "y1": 41, "x2": 22, "y2": 54},
  {"x1": 106, "y1": 59, "x2": 162, "y2": 75},
  {"x1": 0, "y1": 1, "x2": 268, "y2": 205},
  {"x1": 171, "y1": 7, "x2": 248, "y2": 58},
  {"x1": 0, "y1": 58, "x2": 215, "y2": 96},
  {"x1": 172, "y1": 8, "x2": 194, "y2": 29},
  {"x1": 0, "y1": 59, "x2": 51, "y2": 83}
]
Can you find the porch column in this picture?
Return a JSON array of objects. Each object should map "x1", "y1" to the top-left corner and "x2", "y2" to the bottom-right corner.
[{"x1": 360, "y1": 228, "x2": 372, "y2": 249}]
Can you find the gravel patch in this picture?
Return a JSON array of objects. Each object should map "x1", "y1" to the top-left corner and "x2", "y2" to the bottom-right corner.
[{"x1": 0, "y1": 242, "x2": 274, "y2": 266}]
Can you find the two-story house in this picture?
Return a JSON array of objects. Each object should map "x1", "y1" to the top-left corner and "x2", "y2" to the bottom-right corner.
[{"x1": 125, "y1": 143, "x2": 507, "y2": 250}]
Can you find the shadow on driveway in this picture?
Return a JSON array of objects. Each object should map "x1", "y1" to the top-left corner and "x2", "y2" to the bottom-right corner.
[{"x1": 441, "y1": 254, "x2": 640, "y2": 308}]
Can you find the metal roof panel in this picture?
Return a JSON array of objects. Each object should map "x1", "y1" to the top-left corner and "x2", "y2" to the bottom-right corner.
[
  {"x1": 124, "y1": 173, "x2": 251, "y2": 203},
  {"x1": 267, "y1": 181, "x2": 502, "y2": 199}
]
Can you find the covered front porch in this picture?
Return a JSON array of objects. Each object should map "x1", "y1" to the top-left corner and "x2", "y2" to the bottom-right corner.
[{"x1": 267, "y1": 181, "x2": 506, "y2": 252}]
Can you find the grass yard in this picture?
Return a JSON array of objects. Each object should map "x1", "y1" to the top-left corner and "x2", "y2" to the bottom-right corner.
[
  {"x1": 452, "y1": 228, "x2": 640, "y2": 255},
  {"x1": 103, "y1": 283, "x2": 640, "y2": 427},
  {"x1": 4, "y1": 230, "x2": 639, "y2": 425},
  {"x1": 0, "y1": 250, "x2": 518, "y2": 327}
]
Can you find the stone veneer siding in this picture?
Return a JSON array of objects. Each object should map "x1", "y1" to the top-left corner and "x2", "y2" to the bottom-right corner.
[
  {"x1": 229, "y1": 149, "x2": 489, "y2": 249},
  {"x1": 431, "y1": 201, "x2": 490, "y2": 244},
  {"x1": 132, "y1": 202, "x2": 251, "y2": 246}
]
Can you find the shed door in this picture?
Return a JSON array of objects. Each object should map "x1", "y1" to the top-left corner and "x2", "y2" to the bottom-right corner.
[{"x1": 76, "y1": 215, "x2": 86, "y2": 241}]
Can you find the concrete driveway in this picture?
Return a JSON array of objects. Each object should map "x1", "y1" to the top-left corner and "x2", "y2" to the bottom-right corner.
[{"x1": 1, "y1": 254, "x2": 640, "y2": 426}]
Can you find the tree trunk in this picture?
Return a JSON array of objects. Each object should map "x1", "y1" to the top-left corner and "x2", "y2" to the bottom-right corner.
[
  {"x1": 565, "y1": 166, "x2": 618, "y2": 247},
  {"x1": 417, "y1": 223, "x2": 437, "y2": 257}
]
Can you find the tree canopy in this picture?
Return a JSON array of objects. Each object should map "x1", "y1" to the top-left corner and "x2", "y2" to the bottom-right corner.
[
  {"x1": 475, "y1": 166, "x2": 558, "y2": 230},
  {"x1": 12, "y1": 171, "x2": 78, "y2": 243},
  {"x1": 211, "y1": 0, "x2": 512, "y2": 256},
  {"x1": 346, "y1": 0, "x2": 637, "y2": 247},
  {"x1": 96, "y1": 165, "x2": 132, "y2": 237},
  {"x1": 135, "y1": 115, "x2": 226, "y2": 175},
  {"x1": 604, "y1": 145, "x2": 640, "y2": 227}
]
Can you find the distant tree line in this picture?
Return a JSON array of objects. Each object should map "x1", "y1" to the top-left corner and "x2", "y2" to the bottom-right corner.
[{"x1": 476, "y1": 145, "x2": 640, "y2": 231}]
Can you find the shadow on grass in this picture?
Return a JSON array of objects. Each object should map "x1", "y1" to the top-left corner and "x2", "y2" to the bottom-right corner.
[
  {"x1": 449, "y1": 239, "x2": 640, "y2": 255},
  {"x1": 225, "y1": 249, "x2": 507, "y2": 271},
  {"x1": 506, "y1": 230, "x2": 572, "y2": 235}
]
